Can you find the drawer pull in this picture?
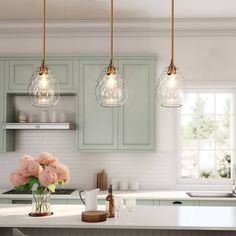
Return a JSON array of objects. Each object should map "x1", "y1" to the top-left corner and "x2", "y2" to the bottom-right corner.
[
  {"x1": 172, "y1": 201, "x2": 182, "y2": 205},
  {"x1": 12, "y1": 200, "x2": 32, "y2": 204}
]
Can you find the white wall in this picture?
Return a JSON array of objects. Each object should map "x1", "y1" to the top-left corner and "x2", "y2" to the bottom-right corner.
[{"x1": 0, "y1": 20, "x2": 235, "y2": 191}]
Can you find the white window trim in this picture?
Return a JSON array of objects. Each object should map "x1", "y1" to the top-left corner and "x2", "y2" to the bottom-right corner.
[{"x1": 177, "y1": 88, "x2": 236, "y2": 186}]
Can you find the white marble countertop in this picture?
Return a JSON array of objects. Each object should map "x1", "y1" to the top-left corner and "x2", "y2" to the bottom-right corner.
[
  {"x1": 0, "y1": 189, "x2": 236, "y2": 201},
  {"x1": 0, "y1": 204, "x2": 236, "y2": 230}
]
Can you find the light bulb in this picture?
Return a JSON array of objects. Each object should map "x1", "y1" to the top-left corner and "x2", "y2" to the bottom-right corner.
[
  {"x1": 156, "y1": 67, "x2": 184, "y2": 108},
  {"x1": 95, "y1": 67, "x2": 128, "y2": 107},
  {"x1": 166, "y1": 73, "x2": 177, "y2": 90},
  {"x1": 39, "y1": 73, "x2": 49, "y2": 90},
  {"x1": 106, "y1": 73, "x2": 117, "y2": 90},
  {"x1": 28, "y1": 67, "x2": 60, "y2": 107}
]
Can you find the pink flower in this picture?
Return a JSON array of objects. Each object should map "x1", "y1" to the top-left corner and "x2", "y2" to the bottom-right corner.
[
  {"x1": 37, "y1": 152, "x2": 58, "y2": 166},
  {"x1": 38, "y1": 166, "x2": 58, "y2": 187},
  {"x1": 9, "y1": 170, "x2": 28, "y2": 187},
  {"x1": 20, "y1": 155, "x2": 33, "y2": 162},
  {"x1": 26, "y1": 160, "x2": 43, "y2": 177},
  {"x1": 52, "y1": 162, "x2": 70, "y2": 183},
  {"x1": 18, "y1": 156, "x2": 43, "y2": 178}
]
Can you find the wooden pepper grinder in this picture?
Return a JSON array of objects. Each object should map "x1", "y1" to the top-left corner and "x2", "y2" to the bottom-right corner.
[
  {"x1": 97, "y1": 169, "x2": 108, "y2": 190},
  {"x1": 106, "y1": 184, "x2": 115, "y2": 218}
]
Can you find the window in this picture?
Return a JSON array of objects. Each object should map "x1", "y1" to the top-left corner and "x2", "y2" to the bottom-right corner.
[{"x1": 180, "y1": 91, "x2": 234, "y2": 181}]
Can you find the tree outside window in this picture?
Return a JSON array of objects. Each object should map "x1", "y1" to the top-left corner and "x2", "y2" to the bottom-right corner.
[{"x1": 180, "y1": 93, "x2": 233, "y2": 179}]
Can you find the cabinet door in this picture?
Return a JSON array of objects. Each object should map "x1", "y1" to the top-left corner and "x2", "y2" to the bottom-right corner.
[
  {"x1": 78, "y1": 60, "x2": 118, "y2": 150},
  {"x1": 8, "y1": 59, "x2": 75, "y2": 93},
  {"x1": 9, "y1": 60, "x2": 40, "y2": 92},
  {"x1": 47, "y1": 59, "x2": 75, "y2": 92},
  {"x1": 118, "y1": 60, "x2": 155, "y2": 150}
]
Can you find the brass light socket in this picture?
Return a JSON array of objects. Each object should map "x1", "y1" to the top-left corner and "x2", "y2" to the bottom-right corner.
[
  {"x1": 107, "y1": 61, "x2": 116, "y2": 75},
  {"x1": 39, "y1": 61, "x2": 48, "y2": 75},
  {"x1": 167, "y1": 60, "x2": 176, "y2": 76}
]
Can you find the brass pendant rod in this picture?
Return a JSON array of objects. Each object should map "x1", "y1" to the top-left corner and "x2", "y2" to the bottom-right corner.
[
  {"x1": 110, "y1": 0, "x2": 113, "y2": 66},
  {"x1": 171, "y1": 0, "x2": 174, "y2": 63},
  {"x1": 42, "y1": 0, "x2": 46, "y2": 66}
]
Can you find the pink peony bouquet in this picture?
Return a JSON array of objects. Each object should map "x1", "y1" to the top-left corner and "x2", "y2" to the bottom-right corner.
[{"x1": 10, "y1": 152, "x2": 70, "y2": 193}]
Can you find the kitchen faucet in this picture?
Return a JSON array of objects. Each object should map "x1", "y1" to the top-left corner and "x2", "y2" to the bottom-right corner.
[{"x1": 232, "y1": 165, "x2": 236, "y2": 195}]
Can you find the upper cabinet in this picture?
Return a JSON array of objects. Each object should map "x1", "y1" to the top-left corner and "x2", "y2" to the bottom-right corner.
[
  {"x1": 0, "y1": 55, "x2": 155, "y2": 152},
  {"x1": 7, "y1": 58, "x2": 76, "y2": 93},
  {"x1": 78, "y1": 57, "x2": 156, "y2": 151}
]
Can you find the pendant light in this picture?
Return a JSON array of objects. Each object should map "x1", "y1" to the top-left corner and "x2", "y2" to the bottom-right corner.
[
  {"x1": 95, "y1": 0, "x2": 128, "y2": 107},
  {"x1": 156, "y1": 0, "x2": 184, "y2": 108},
  {"x1": 28, "y1": 0, "x2": 60, "y2": 107}
]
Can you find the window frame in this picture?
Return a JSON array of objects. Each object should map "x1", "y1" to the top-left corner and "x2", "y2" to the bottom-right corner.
[{"x1": 177, "y1": 88, "x2": 236, "y2": 185}]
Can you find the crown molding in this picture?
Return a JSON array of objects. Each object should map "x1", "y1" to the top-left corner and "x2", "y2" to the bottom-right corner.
[{"x1": 0, "y1": 18, "x2": 236, "y2": 38}]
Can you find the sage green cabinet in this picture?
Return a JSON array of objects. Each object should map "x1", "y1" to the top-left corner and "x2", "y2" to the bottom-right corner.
[
  {"x1": 78, "y1": 60, "x2": 118, "y2": 150},
  {"x1": 78, "y1": 57, "x2": 156, "y2": 151},
  {"x1": 8, "y1": 58, "x2": 75, "y2": 93}
]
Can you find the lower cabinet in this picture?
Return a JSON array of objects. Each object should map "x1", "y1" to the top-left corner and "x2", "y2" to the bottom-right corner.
[{"x1": 159, "y1": 200, "x2": 197, "y2": 206}]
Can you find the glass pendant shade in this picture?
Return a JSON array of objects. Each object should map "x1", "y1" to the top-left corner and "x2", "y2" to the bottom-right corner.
[
  {"x1": 95, "y1": 66, "x2": 128, "y2": 107},
  {"x1": 156, "y1": 66, "x2": 184, "y2": 108},
  {"x1": 28, "y1": 66, "x2": 60, "y2": 107},
  {"x1": 27, "y1": 0, "x2": 60, "y2": 107}
]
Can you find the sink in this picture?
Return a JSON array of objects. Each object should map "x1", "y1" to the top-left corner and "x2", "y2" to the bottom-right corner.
[{"x1": 186, "y1": 192, "x2": 236, "y2": 198}]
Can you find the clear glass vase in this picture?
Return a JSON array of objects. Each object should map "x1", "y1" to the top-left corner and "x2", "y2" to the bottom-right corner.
[{"x1": 30, "y1": 189, "x2": 52, "y2": 217}]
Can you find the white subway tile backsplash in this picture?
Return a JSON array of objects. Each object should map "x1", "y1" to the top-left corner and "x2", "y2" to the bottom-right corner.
[{"x1": 0, "y1": 130, "x2": 175, "y2": 190}]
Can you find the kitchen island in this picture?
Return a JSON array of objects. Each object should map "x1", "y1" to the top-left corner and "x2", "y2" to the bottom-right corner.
[{"x1": 0, "y1": 204, "x2": 236, "y2": 236}]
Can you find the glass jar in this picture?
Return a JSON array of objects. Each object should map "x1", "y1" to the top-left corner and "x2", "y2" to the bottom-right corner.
[{"x1": 30, "y1": 189, "x2": 52, "y2": 217}]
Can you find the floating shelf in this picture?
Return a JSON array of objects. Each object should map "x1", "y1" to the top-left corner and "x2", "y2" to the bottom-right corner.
[{"x1": 3, "y1": 123, "x2": 72, "y2": 130}]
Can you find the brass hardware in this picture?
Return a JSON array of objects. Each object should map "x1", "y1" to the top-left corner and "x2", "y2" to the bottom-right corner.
[
  {"x1": 167, "y1": 59, "x2": 176, "y2": 75},
  {"x1": 107, "y1": 59, "x2": 116, "y2": 75}
]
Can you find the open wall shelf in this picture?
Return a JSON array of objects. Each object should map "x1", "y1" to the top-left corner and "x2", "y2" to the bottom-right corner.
[{"x1": 3, "y1": 123, "x2": 72, "y2": 130}]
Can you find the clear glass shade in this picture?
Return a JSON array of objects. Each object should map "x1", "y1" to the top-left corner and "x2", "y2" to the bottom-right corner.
[
  {"x1": 156, "y1": 67, "x2": 184, "y2": 108},
  {"x1": 95, "y1": 66, "x2": 128, "y2": 107},
  {"x1": 28, "y1": 67, "x2": 60, "y2": 107}
]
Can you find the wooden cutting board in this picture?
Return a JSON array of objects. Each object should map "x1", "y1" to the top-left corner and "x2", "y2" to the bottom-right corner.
[{"x1": 81, "y1": 211, "x2": 107, "y2": 223}]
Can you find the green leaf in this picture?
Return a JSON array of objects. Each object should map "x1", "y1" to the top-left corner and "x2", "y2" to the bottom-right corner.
[
  {"x1": 59, "y1": 180, "x2": 65, "y2": 186},
  {"x1": 36, "y1": 186, "x2": 45, "y2": 194},
  {"x1": 28, "y1": 176, "x2": 38, "y2": 190},
  {"x1": 47, "y1": 184, "x2": 56, "y2": 193}
]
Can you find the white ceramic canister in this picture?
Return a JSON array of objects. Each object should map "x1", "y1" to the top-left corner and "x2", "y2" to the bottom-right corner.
[{"x1": 119, "y1": 180, "x2": 129, "y2": 191}]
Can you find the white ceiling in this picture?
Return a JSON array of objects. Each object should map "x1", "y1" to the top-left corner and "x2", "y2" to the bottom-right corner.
[{"x1": 0, "y1": 0, "x2": 236, "y2": 21}]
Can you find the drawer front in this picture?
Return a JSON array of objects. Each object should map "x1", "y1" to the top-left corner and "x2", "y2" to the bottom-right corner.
[
  {"x1": 51, "y1": 199, "x2": 68, "y2": 204},
  {"x1": 0, "y1": 199, "x2": 11, "y2": 204},
  {"x1": 199, "y1": 200, "x2": 236, "y2": 206},
  {"x1": 68, "y1": 199, "x2": 83, "y2": 205},
  {"x1": 159, "y1": 200, "x2": 196, "y2": 206},
  {"x1": 136, "y1": 200, "x2": 155, "y2": 206}
]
